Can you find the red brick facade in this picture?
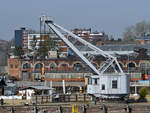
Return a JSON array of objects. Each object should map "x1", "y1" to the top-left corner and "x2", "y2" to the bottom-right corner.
[
  {"x1": 8, "y1": 58, "x2": 21, "y2": 80},
  {"x1": 8, "y1": 56, "x2": 150, "y2": 81}
]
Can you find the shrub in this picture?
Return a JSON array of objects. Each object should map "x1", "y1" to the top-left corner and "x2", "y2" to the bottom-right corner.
[{"x1": 138, "y1": 87, "x2": 148, "y2": 99}]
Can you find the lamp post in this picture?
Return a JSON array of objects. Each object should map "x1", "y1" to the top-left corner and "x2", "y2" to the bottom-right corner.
[
  {"x1": 133, "y1": 80, "x2": 138, "y2": 96},
  {"x1": 127, "y1": 53, "x2": 130, "y2": 73}
]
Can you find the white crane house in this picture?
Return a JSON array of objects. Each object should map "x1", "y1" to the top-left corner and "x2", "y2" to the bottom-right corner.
[{"x1": 41, "y1": 15, "x2": 130, "y2": 99}]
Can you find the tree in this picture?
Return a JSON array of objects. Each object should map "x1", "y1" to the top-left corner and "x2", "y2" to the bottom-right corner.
[
  {"x1": 14, "y1": 46, "x2": 24, "y2": 57},
  {"x1": 37, "y1": 35, "x2": 57, "y2": 59},
  {"x1": 30, "y1": 35, "x2": 37, "y2": 51},
  {"x1": 45, "y1": 36, "x2": 58, "y2": 51},
  {"x1": 117, "y1": 38, "x2": 122, "y2": 42},
  {"x1": 123, "y1": 26, "x2": 136, "y2": 41},
  {"x1": 8, "y1": 37, "x2": 15, "y2": 47},
  {"x1": 123, "y1": 21, "x2": 150, "y2": 41},
  {"x1": 138, "y1": 86, "x2": 148, "y2": 99},
  {"x1": 38, "y1": 41, "x2": 48, "y2": 58},
  {"x1": 110, "y1": 38, "x2": 114, "y2": 41}
]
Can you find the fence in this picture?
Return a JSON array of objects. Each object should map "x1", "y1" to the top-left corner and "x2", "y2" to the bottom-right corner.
[{"x1": 31, "y1": 93, "x2": 91, "y2": 104}]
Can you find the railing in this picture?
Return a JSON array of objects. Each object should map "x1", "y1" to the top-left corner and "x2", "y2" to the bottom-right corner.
[
  {"x1": 130, "y1": 81, "x2": 150, "y2": 86},
  {"x1": 31, "y1": 94, "x2": 92, "y2": 104}
]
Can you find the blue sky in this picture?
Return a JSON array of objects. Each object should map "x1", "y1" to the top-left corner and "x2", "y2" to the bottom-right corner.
[{"x1": 0, "y1": 0, "x2": 150, "y2": 40}]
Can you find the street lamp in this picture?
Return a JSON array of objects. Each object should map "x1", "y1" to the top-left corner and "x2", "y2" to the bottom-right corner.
[{"x1": 133, "y1": 81, "x2": 138, "y2": 96}]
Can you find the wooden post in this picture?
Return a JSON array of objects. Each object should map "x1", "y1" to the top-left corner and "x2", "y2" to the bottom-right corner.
[
  {"x1": 64, "y1": 95, "x2": 66, "y2": 102},
  {"x1": 34, "y1": 106, "x2": 38, "y2": 113},
  {"x1": 41, "y1": 96, "x2": 43, "y2": 103},
  {"x1": 36, "y1": 96, "x2": 37, "y2": 104},
  {"x1": 76, "y1": 94, "x2": 78, "y2": 102},
  {"x1": 11, "y1": 107, "x2": 15, "y2": 113},
  {"x1": 83, "y1": 105, "x2": 87, "y2": 113},
  {"x1": 58, "y1": 106, "x2": 63, "y2": 113},
  {"x1": 46, "y1": 96, "x2": 48, "y2": 103},
  {"x1": 102, "y1": 104, "x2": 108, "y2": 113},
  {"x1": 68, "y1": 95, "x2": 70, "y2": 102},
  {"x1": 50, "y1": 95, "x2": 52, "y2": 102},
  {"x1": 84, "y1": 94, "x2": 86, "y2": 102},
  {"x1": 124, "y1": 105, "x2": 132, "y2": 113}
]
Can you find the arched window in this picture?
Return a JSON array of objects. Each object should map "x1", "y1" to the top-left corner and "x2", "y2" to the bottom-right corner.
[
  {"x1": 61, "y1": 63, "x2": 68, "y2": 67},
  {"x1": 140, "y1": 62, "x2": 150, "y2": 74},
  {"x1": 35, "y1": 63, "x2": 43, "y2": 69},
  {"x1": 73, "y1": 63, "x2": 83, "y2": 71},
  {"x1": 127, "y1": 62, "x2": 136, "y2": 72},
  {"x1": 23, "y1": 63, "x2": 31, "y2": 69},
  {"x1": 50, "y1": 63, "x2": 57, "y2": 69}
]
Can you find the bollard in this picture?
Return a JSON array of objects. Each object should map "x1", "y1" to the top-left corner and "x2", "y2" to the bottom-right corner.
[
  {"x1": 94, "y1": 97, "x2": 97, "y2": 105},
  {"x1": 34, "y1": 106, "x2": 38, "y2": 113},
  {"x1": 11, "y1": 107, "x2": 15, "y2": 113},
  {"x1": 124, "y1": 105, "x2": 132, "y2": 113},
  {"x1": 0, "y1": 98, "x2": 3, "y2": 105},
  {"x1": 58, "y1": 106, "x2": 63, "y2": 113},
  {"x1": 102, "y1": 104, "x2": 108, "y2": 113},
  {"x1": 72, "y1": 104, "x2": 78, "y2": 113},
  {"x1": 43, "y1": 110, "x2": 48, "y2": 113},
  {"x1": 83, "y1": 105, "x2": 87, "y2": 113},
  {"x1": 35, "y1": 96, "x2": 37, "y2": 104}
]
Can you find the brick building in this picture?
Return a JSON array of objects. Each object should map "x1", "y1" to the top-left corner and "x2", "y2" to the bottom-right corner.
[
  {"x1": 8, "y1": 49, "x2": 150, "y2": 82},
  {"x1": 72, "y1": 28, "x2": 108, "y2": 45}
]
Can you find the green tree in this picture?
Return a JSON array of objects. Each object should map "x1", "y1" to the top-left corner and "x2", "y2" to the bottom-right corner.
[
  {"x1": 110, "y1": 38, "x2": 114, "y2": 41},
  {"x1": 117, "y1": 38, "x2": 122, "y2": 42},
  {"x1": 38, "y1": 41, "x2": 48, "y2": 58},
  {"x1": 37, "y1": 35, "x2": 57, "y2": 58},
  {"x1": 14, "y1": 46, "x2": 24, "y2": 57},
  {"x1": 45, "y1": 36, "x2": 58, "y2": 51},
  {"x1": 123, "y1": 21, "x2": 150, "y2": 41},
  {"x1": 30, "y1": 35, "x2": 37, "y2": 50},
  {"x1": 123, "y1": 26, "x2": 136, "y2": 41},
  {"x1": 138, "y1": 86, "x2": 148, "y2": 99}
]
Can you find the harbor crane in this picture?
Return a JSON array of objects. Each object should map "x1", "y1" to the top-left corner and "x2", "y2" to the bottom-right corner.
[{"x1": 41, "y1": 15, "x2": 130, "y2": 99}]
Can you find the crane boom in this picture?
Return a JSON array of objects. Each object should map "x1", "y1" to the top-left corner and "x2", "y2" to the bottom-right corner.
[
  {"x1": 47, "y1": 22, "x2": 100, "y2": 75},
  {"x1": 40, "y1": 15, "x2": 124, "y2": 75}
]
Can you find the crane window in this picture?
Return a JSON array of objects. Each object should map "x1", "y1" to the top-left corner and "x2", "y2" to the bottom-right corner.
[
  {"x1": 112, "y1": 80, "x2": 117, "y2": 89},
  {"x1": 102, "y1": 84, "x2": 105, "y2": 90},
  {"x1": 88, "y1": 78, "x2": 92, "y2": 84},
  {"x1": 94, "y1": 79, "x2": 98, "y2": 85}
]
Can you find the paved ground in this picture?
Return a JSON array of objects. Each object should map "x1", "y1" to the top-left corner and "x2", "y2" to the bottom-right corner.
[
  {"x1": 1, "y1": 94, "x2": 150, "y2": 113},
  {"x1": 1, "y1": 102, "x2": 150, "y2": 113}
]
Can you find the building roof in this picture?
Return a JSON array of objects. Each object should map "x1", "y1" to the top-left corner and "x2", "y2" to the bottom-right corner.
[
  {"x1": 21, "y1": 86, "x2": 54, "y2": 90},
  {"x1": 99, "y1": 44, "x2": 150, "y2": 54},
  {"x1": 29, "y1": 86, "x2": 54, "y2": 90},
  {"x1": 15, "y1": 81, "x2": 85, "y2": 87},
  {"x1": 136, "y1": 37, "x2": 150, "y2": 41}
]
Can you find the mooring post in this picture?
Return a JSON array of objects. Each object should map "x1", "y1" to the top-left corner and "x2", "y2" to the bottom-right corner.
[
  {"x1": 35, "y1": 96, "x2": 37, "y2": 104},
  {"x1": 102, "y1": 104, "x2": 108, "y2": 113},
  {"x1": 125, "y1": 104, "x2": 132, "y2": 113},
  {"x1": 94, "y1": 97, "x2": 97, "y2": 105},
  {"x1": 58, "y1": 106, "x2": 63, "y2": 113},
  {"x1": 11, "y1": 106, "x2": 15, "y2": 113},
  {"x1": 34, "y1": 106, "x2": 38, "y2": 113},
  {"x1": 83, "y1": 105, "x2": 87, "y2": 113}
]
